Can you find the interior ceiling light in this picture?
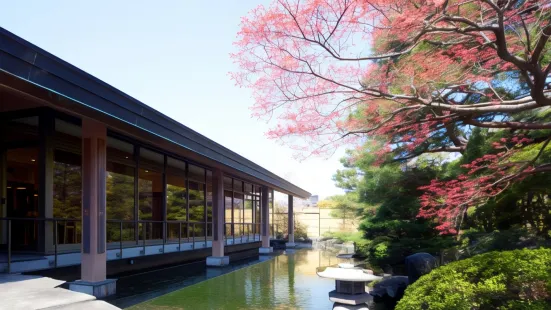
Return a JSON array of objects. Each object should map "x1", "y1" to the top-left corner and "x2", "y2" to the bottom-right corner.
[{"x1": 16, "y1": 187, "x2": 26, "y2": 190}]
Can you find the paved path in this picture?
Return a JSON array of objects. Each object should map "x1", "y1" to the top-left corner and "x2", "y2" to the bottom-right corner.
[{"x1": 0, "y1": 274, "x2": 120, "y2": 310}]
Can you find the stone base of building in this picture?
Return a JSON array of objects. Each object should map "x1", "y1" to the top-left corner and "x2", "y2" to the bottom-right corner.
[
  {"x1": 206, "y1": 256, "x2": 230, "y2": 266},
  {"x1": 69, "y1": 279, "x2": 117, "y2": 298},
  {"x1": 259, "y1": 247, "x2": 273, "y2": 254},
  {"x1": 285, "y1": 242, "x2": 296, "y2": 248}
]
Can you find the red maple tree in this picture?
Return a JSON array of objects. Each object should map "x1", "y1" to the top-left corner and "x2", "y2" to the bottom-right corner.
[{"x1": 232, "y1": 0, "x2": 551, "y2": 233}]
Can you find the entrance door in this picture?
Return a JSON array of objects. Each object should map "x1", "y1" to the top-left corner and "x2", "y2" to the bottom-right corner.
[{"x1": 5, "y1": 147, "x2": 40, "y2": 251}]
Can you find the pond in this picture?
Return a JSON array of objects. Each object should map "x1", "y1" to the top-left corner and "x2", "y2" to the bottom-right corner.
[{"x1": 113, "y1": 248, "x2": 384, "y2": 310}]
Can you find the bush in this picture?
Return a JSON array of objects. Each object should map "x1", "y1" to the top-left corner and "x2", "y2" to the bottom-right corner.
[
  {"x1": 457, "y1": 228, "x2": 547, "y2": 258},
  {"x1": 396, "y1": 248, "x2": 551, "y2": 310}
]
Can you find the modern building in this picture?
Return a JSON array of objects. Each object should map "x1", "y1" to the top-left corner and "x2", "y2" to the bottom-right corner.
[{"x1": 0, "y1": 27, "x2": 309, "y2": 296}]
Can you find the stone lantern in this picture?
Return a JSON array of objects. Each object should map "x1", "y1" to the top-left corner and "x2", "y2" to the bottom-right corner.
[{"x1": 317, "y1": 267, "x2": 382, "y2": 310}]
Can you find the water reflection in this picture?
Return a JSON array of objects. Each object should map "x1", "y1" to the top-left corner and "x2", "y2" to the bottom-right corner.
[{"x1": 128, "y1": 249, "x2": 362, "y2": 310}]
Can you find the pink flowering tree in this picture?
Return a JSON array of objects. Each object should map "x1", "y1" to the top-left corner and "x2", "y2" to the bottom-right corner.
[{"x1": 232, "y1": 0, "x2": 551, "y2": 233}]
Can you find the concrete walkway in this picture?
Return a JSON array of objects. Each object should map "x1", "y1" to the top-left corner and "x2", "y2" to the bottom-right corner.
[{"x1": 0, "y1": 274, "x2": 120, "y2": 310}]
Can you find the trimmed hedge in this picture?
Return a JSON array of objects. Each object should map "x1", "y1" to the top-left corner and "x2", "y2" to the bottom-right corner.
[{"x1": 396, "y1": 248, "x2": 551, "y2": 310}]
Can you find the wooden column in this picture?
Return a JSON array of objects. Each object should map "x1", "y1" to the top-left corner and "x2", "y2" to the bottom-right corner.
[
  {"x1": 212, "y1": 169, "x2": 225, "y2": 257},
  {"x1": 81, "y1": 119, "x2": 107, "y2": 283}
]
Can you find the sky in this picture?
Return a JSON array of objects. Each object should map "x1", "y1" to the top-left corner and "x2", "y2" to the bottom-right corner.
[{"x1": 0, "y1": 0, "x2": 346, "y2": 202}]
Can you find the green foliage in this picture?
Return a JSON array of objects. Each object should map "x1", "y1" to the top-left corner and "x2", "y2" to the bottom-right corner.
[
  {"x1": 457, "y1": 228, "x2": 550, "y2": 258},
  {"x1": 396, "y1": 248, "x2": 551, "y2": 310},
  {"x1": 324, "y1": 231, "x2": 370, "y2": 255}
]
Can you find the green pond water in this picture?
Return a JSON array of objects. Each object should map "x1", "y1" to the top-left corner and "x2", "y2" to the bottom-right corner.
[{"x1": 129, "y1": 249, "x2": 369, "y2": 310}]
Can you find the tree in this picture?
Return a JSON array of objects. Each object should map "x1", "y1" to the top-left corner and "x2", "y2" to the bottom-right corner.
[
  {"x1": 319, "y1": 194, "x2": 362, "y2": 230},
  {"x1": 333, "y1": 144, "x2": 453, "y2": 265},
  {"x1": 233, "y1": 0, "x2": 551, "y2": 232}
]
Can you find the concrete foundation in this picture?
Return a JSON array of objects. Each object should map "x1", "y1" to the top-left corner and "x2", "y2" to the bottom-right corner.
[
  {"x1": 206, "y1": 256, "x2": 229, "y2": 266},
  {"x1": 259, "y1": 247, "x2": 273, "y2": 254},
  {"x1": 69, "y1": 279, "x2": 117, "y2": 298}
]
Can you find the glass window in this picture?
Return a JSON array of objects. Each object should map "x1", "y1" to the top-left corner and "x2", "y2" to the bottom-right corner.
[
  {"x1": 106, "y1": 137, "x2": 135, "y2": 243},
  {"x1": 106, "y1": 138, "x2": 135, "y2": 221},
  {"x1": 224, "y1": 190, "x2": 232, "y2": 236},
  {"x1": 244, "y1": 195, "x2": 253, "y2": 224},
  {"x1": 233, "y1": 192, "x2": 243, "y2": 236},
  {"x1": 233, "y1": 180, "x2": 243, "y2": 192},
  {"x1": 244, "y1": 183, "x2": 252, "y2": 195},
  {"x1": 206, "y1": 170, "x2": 213, "y2": 223},
  {"x1": 139, "y1": 148, "x2": 163, "y2": 240},
  {"x1": 224, "y1": 177, "x2": 232, "y2": 190},
  {"x1": 206, "y1": 171, "x2": 213, "y2": 237},
  {"x1": 1, "y1": 116, "x2": 39, "y2": 144},
  {"x1": 189, "y1": 181, "x2": 205, "y2": 222},
  {"x1": 189, "y1": 164, "x2": 205, "y2": 183},
  {"x1": 166, "y1": 157, "x2": 187, "y2": 221},
  {"x1": 140, "y1": 148, "x2": 164, "y2": 171},
  {"x1": 53, "y1": 149, "x2": 82, "y2": 220},
  {"x1": 53, "y1": 119, "x2": 82, "y2": 245}
]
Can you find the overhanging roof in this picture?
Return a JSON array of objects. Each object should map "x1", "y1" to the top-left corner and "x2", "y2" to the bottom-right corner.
[{"x1": 0, "y1": 27, "x2": 311, "y2": 199}]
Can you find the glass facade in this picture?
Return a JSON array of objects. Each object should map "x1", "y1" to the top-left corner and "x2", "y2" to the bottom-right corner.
[
  {"x1": 223, "y1": 176, "x2": 263, "y2": 242},
  {"x1": 0, "y1": 108, "x2": 265, "y2": 254}
]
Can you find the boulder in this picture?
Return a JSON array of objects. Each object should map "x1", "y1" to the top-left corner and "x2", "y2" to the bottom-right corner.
[
  {"x1": 369, "y1": 276, "x2": 408, "y2": 300},
  {"x1": 405, "y1": 252, "x2": 437, "y2": 284}
]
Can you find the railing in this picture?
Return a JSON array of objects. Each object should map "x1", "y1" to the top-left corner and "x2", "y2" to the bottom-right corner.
[
  {"x1": 224, "y1": 222, "x2": 261, "y2": 245},
  {"x1": 0, "y1": 217, "x2": 221, "y2": 274}
]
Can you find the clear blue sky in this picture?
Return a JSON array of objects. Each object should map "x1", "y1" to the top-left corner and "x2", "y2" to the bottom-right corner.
[{"x1": 0, "y1": 0, "x2": 346, "y2": 201}]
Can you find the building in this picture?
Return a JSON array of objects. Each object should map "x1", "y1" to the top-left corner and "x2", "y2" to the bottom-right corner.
[
  {"x1": 308, "y1": 195, "x2": 319, "y2": 207},
  {"x1": 0, "y1": 27, "x2": 309, "y2": 296}
]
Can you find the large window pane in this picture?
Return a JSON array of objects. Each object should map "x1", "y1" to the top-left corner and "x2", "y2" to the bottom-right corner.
[
  {"x1": 6, "y1": 147, "x2": 40, "y2": 250},
  {"x1": 54, "y1": 119, "x2": 82, "y2": 245},
  {"x1": 224, "y1": 177, "x2": 232, "y2": 190},
  {"x1": 189, "y1": 164, "x2": 205, "y2": 183},
  {"x1": 189, "y1": 181, "x2": 205, "y2": 222},
  {"x1": 224, "y1": 190, "x2": 232, "y2": 236},
  {"x1": 139, "y1": 148, "x2": 163, "y2": 240},
  {"x1": 233, "y1": 193, "x2": 243, "y2": 236},
  {"x1": 233, "y1": 180, "x2": 243, "y2": 192},
  {"x1": 1, "y1": 116, "x2": 39, "y2": 144},
  {"x1": 106, "y1": 137, "x2": 135, "y2": 243},
  {"x1": 167, "y1": 157, "x2": 187, "y2": 221}
]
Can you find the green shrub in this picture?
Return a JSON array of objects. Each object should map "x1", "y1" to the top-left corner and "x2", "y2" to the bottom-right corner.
[{"x1": 396, "y1": 248, "x2": 551, "y2": 310}]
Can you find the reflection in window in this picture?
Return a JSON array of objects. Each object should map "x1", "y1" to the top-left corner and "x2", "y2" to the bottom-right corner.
[
  {"x1": 166, "y1": 158, "x2": 187, "y2": 221},
  {"x1": 189, "y1": 181, "x2": 205, "y2": 222},
  {"x1": 139, "y1": 148, "x2": 164, "y2": 240},
  {"x1": 233, "y1": 193, "x2": 243, "y2": 236},
  {"x1": 53, "y1": 131, "x2": 82, "y2": 245},
  {"x1": 233, "y1": 180, "x2": 243, "y2": 192},
  {"x1": 188, "y1": 164, "x2": 205, "y2": 183},
  {"x1": 224, "y1": 190, "x2": 232, "y2": 236},
  {"x1": 106, "y1": 137, "x2": 135, "y2": 243}
]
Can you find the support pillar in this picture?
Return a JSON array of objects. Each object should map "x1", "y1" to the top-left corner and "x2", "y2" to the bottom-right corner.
[
  {"x1": 206, "y1": 169, "x2": 229, "y2": 266},
  {"x1": 69, "y1": 119, "x2": 116, "y2": 297},
  {"x1": 286, "y1": 195, "x2": 295, "y2": 248},
  {"x1": 259, "y1": 186, "x2": 273, "y2": 254}
]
